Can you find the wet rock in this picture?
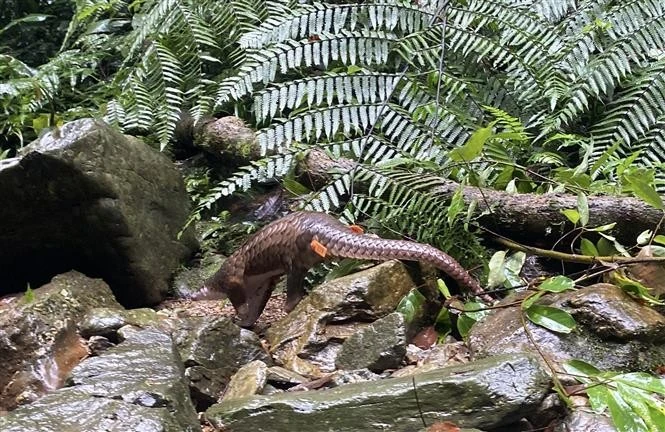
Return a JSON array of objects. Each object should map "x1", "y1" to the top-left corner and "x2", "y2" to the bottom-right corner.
[
  {"x1": 87, "y1": 336, "x2": 115, "y2": 355},
  {"x1": 329, "y1": 369, "x2": 381, "y2": 387},
  {"x1": 393, "y1": 342, "x2": 471, "y2": 378},
  {"x1": 0, "y1": 119, "x2": 198, "y2": 306},
  {"x1": 206, "y1": 353, "x2": 551, "y2": 431},
  {"x1": 173, "y1": 316, "x2": 270, "y2": 406},
  {"x1": 0, "y1": 272, "x2": 120, "y2": 411},
  {"x1": 221, "y1": 360, "x2": 268, "y2": 402},
  {"x1": 468, "y1": 284, "x2": 665, "y2": 371},
  {"x1": 335, "y1": 312, "x2": 407, "y2": 372},
  {"x1": 267, "y1": 261, "x2": 419, "y2": 375},
  {"x1": 0, "y1": 329, "x2": 199, "y2": 432},
  {"x1": 266, "y1": 367, "x2": 308, "y2": 386},
  {"x1": 554, "y1": 410, "x2": 616, "y2": 432},
  {"x1": 171, "y1": 254, "x2": 225, "y2": 299},
  {"x1": 79, "y1": 307, "x2": 160, "y2": 340}
]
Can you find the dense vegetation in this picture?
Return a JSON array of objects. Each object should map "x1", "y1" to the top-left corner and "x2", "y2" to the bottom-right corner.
[{"x1": 3, "y1": 1, "x2": 665, "y2": 430}]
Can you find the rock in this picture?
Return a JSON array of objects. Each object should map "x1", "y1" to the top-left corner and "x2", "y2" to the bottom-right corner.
[
  {"x1": 266, "y1": 367, "x2": 308, "y2": 386},
  {"x1": 335, "y1": 312, "x2": 407, "y2": 372},
  {"x1": 172, "y1": 254, "x2": 225, "y2": 298},
  {"x1": 205, "y1": 354, "x2": 551, "y2": 431},
  {"x1": 87, "y1": 336, "x2": 115, "y2": 355},
  {"x1": 221, "y1": 360, "x2": 269, "y2": 402},
  {"x1": 266, "y1": 261, "x2": 419, "y2": 375},
  {"x1": 392, "y1": 342, "x2": 471, "y2": 378},
  {"x1": 172, "y1": 316, "x2": 271, "y2": 406},
  {"x1": 0, "y1": 119, "x2": 198, "y2": 306},
  {"x1": 554, "y1": 410, "x2": 617, "y2": 432},
  {"x1": 195, "y1": 116, "x2": 259, "y2": 160},
  {"x1": 468, "y1": 284, "x2": 665, "y2": 371},
  {"x1": 0, "y1": 272, "x2": 120, "y2": 411},
  {"x1": 329, "y1": 369, "x2": 381, "y2": 387},
  {"x1": 0, "y1": 329, "x2": 199, "y2": 432},
  {"x1": 78, "y1": 307, "x2": 160, "y2": 339}
]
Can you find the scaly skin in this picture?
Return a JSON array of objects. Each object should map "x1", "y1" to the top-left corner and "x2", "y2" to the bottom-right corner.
[{"x1": 195, "y1": 211, "x2": 489, "y2": 327}]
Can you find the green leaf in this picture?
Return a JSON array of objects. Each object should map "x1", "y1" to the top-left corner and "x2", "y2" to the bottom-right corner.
[
  {"x1": 615, "y1": 373, "x2": 665, "y2": 395},
  {"x1": 504, "y1": 252, "x2": 526, "y2": 288},
  {"x1": 23, "y1": 284, "x2": 34, "y2": 303},
  {"x1": 580, "y1": 238, "x2": 599, "y2": 256},
  {"x1": 450, "y1": 123, "x2": 494, "y2": 162},
  {"x1": 525, "y1": 305, "x2": 577, "y2": 333},
  {"x1": 434, "y1": 307, "x2": 452, "y2": 337},
  {"x1": 521, "y1": 291, "x2": 544, "y2": 310},
  {"x1": 561, "y1": 209, "x2": 580, "y2": 224},
  {"x1": 624, "y1": 172, "x2": 664, "y2": 210},
  {"x1": 563, "y1": 359, "x2": 602, "y2": 378},
  {"x1": 282, "y1": 178, "x2": 311, "y2": 196},
  {"x1": 653, "y1": 235, "x2": 665, "y2": 246},
  {"x1": 487, "y1": 251, "x2": 507, "y2": 288},
  {"x1": 539, "y1": 276, "x2": 575, "y2": 293},
  {"x1": 447, "y1": 188, "x2": 465, "y2": 227},
  {"x1": 396, "y1": 289, "x2": 426, "y2": 323},
  {"x1": 577, "y1": 193, "x2": 589, "y2": 226},
  {"x1": 463, "y1": 302, "x2": 489, "y2": 321},
  {"x1": 588, "y1": 223, "x2": 617, "y2": 232},
  {"x1": 596, "y1": 237, "x2": 617, "y2": 256},
  {"x1": 437, "y1": 279, "x2": 452, "y2": 299},
  {"x1": 606, "y1": 389, "x2": 649, "y2": 432},
  {"x1": 637, "y1": 230, "x2": 652, "y2": 245},
  {"x1": 457, "y1": 314, "x2": 476, "y2": 339}
]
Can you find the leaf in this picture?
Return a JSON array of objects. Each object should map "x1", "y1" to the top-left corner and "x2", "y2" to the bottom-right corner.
[
  {"x1": 525, "y1": 305, "x2": 577, "y2": 333},
  {"x1": 538, "y1": 276, "x2": 575, "y2": 293},
  {"x1": 624, "y1": 171, "x2": 664, "y2": 210},
  {"x1": 577, "y1": 193, "x2": 589, "y2": 227},
  {"x1": 23, "y1": 284, "x2": 34, "y2": 303},
  {"x1": 396, "y1": 289, "x2": 426, "y2": 323},
  {"x1": 504, "y1": 252, "x2": 526, "y2": 288},
  {"x1": 449, "y1": 123, "x2": 494, "y2": 162},
  {"x1": 596, "y1": 237, "x2": 617, "y2": 256},
  {"x1": 580, "y1": 238, "x2": 599, "y2": 256},
  {"x1": 282, "y1": 178, "x2": 311, "y2": 196},
  {"x1": 637, "y1": 230, "x2": 652, "y2": 245},
  {"x1": 457, "y1": 314, "x2": 476, "y2": 339},
  {"x1": 561, "y1": 209, "x2": 580, "y2": 224},
  {"x1": 487, "y1": 251, "x2": 507, "y2": 288},
  {"x1": 437, "y1": 279, "x2": 452, "y2": 299},
  {"x1": 563, "y1": 359, "x2": 602, "y2": 378},
  {"x1": 653, "y1": 235, "x2": 665, "y2": 246},
  {"x1": 521, "y1": 291, "x2": 544, "y2": 310},
  {"x1": 588, "y1": 223, "x2": 616, "y2": 232},
  {"x1": 434, "y1": 307, "x2": 452, "y2": 337},
  {"x1": 606, "y1": 388, "x2": 649, "y2": 432},
  {"x1": 614, "y1": 373, "x2": 665, "y2": 394}
]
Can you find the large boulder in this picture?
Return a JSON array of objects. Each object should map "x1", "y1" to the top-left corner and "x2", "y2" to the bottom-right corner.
[
  {"x1": 0, "y1": 329, "x2": 199, "y2": 432},
  {"x1": 0, "y1": 119, "x2": 198, "y2": 305},
  {"x1": 0, "y1": 272, "x2": 122, "y2": 411}
]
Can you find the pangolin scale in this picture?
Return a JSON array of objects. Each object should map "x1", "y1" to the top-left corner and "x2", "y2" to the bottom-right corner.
[{"x1": 194, "y1": 211, "x2": 489, "y2": 326}]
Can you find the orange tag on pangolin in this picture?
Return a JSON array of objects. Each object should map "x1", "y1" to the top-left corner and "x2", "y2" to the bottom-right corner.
[
  {"x1": 349, "y1": 224, "x2": 364, "y2": 234},
  {"x1": 311, "y1": 239, "x2": 328, "y2": 257}
]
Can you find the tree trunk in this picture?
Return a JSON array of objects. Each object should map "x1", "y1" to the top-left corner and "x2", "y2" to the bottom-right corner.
[{"x1": 299, "y1": 150, "x2": 664, "y2": 247}]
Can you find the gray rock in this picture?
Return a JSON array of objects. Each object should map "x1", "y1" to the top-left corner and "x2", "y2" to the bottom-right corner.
[
  {"x1": 554, "y1": 410, "x2": 617, "y2": 432},
  {"x1": 206, "y1": 354, "x2": 551, "y2": 431},
  {"x1": 79, "y1": 307, "x2": 160, "y2": 339},
  {"x1": 0, "y1": 272, "x2": 120, "y2": 410},
  {"x1": 335, "y1": 312, "x2": 407, "y2": 372},
  {"x1": 0, "y1": 119, "x2": 198, "y2": 305},
  {"x1": 266, "y1": 261, "x2": 419, "y2": 376},
  {"x1": 468, "y1": 284, "x2": 665, "y2": 371},
  {"x1": 221, "y1": 360, "x2": 269, "y2": 402},
  {"x1": 0, "y1": 329, "x2": 199, "y2": 432},
  {"x1": 266, "y1": 366, "x2": 308, "y2": 386},
  {"x1": 87, "y1": 335, "x2": 115, "y2": 355},
  {"x1": 173, "y1": 316, "x2": 271, "y2": 405}
]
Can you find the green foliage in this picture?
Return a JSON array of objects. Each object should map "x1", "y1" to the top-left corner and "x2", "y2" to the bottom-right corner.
[{"x1": 564, "y1": 360, "x2": 665, "y2": 432}]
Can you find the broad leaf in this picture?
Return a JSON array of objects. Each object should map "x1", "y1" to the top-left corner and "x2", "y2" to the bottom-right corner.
[
  {"x1": 526, "y1": 305, "x2": 576, "y2": 333},
  {"x1": 538, "y1": 276, "x2": 575, "y2": 293},
  {"x1": 577, "y1": 193, "x2": 589, "y2": 226},
  {"x1": 580, "y1": 238, "x2": 599, "y2": 256}
]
